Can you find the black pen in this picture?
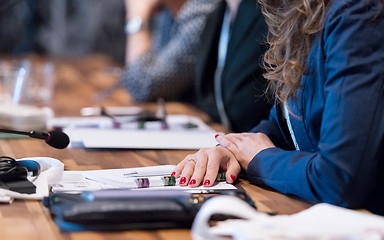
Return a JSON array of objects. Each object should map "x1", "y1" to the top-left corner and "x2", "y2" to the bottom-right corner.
[{"x1": 157, "y1": 98, "x2": 169, "y2": 129}]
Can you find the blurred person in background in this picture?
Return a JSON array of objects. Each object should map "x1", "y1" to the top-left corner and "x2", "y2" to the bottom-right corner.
[
  {"x1": 0, "y1": 0, "x2": 126, "y2": 63},
  {"x1": 195, "y1": 0, "x2": 272, "y2": 132},
  {"x1": 121, "y1": 0, "x2": 218, "y2": 102},
  {"x1": 122, "y1": 0, "x2": 272, "y2": 133}
]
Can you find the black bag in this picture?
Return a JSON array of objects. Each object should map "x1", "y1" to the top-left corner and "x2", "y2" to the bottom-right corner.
[{"x1": 43, "y1": 188, "x2": 255, "y2": 232}]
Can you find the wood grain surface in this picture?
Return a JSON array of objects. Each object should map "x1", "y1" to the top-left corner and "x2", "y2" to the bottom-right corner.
[{"x1": 0, "y1": 55, "x2": 312, "y2": 240}]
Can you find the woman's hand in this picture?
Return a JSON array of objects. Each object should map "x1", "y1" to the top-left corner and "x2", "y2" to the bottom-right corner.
[
  {"x1": 216, "y1": 132, "x2": 275, "y2": 170},
  {"x1": 172, "y1": 145, "x2": 242, "y2": 188}
]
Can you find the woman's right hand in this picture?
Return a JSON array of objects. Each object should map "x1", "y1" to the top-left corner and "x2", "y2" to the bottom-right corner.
[{"x1": 172, "y1": 145, "x2": 242, "y2": 188}]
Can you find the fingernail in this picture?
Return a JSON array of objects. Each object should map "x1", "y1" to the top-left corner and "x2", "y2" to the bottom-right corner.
[
  {"x1": 204, "y1": 179, "x2": 210, "y2": 186},
  {"x1": 215, "y1": 134, "x2": 219, "y2": 138},
  {"x1": 180, "y1": 177, "x2": 186, "y2": 185},
  {"x1": 230, "y1": 175, "x2": 236, "y2": 182},
  {"x1": 189, "y1": 179, "x2": 196, "y2": 185},
  {"x1": 171, "y1": 172, "x2": 176, "y2": 176}
]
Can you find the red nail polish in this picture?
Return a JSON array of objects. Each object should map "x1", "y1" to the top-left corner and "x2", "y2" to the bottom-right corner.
[
  {"x1": 230, "y1": 175, "x2": 236, "y2": 182},
  {"x1": 215, "y1": 134, "x2": 219, "y2": 138},
  {"x1": 171, "y1": 172, "x2": 176, "y2": 176},
  {"x1": 204, "y1": 179, "x2": 210, "y2": 186},
  {"x1": 189, "y1": 179, "x2": 196, "y2": 185},
  {"x1": 180, "y1": 177, "x2": 186, "y2": 184}
]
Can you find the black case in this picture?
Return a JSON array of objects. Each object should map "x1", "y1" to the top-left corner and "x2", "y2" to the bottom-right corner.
[{"x1": 43, "y1": 188, "x2": 255, "y2": 232}]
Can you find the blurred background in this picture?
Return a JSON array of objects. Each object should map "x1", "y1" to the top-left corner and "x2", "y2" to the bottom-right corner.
[{"x1": 0, "y1": 0, "x2": 126, "y2": 64}]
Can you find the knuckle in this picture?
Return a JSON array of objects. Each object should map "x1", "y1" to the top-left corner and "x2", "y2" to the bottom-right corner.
[
  {"x1": 184, "y1": 154, "x2": 195, "y2": 161},
  {"x1": 198, "y1": 148, "x2": 210, "y2": 156},
  {"x1": 255, "y1": 132, "x2": 264, "y2": 137}
]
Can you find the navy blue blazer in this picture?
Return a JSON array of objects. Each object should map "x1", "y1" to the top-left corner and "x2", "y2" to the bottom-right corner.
[
  {"x1": 195, "y1": 0, "x2": 272, "y2": 132},
  {"x1": 248, "y1": 0, "x2": 384, "y2": 215}
]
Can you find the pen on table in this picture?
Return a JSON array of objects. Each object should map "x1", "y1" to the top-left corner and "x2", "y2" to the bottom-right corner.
[
  {"x1": 122, "y1": 172, "x2": 226, "y2": 189},
  {"x1": 100, "y1": 106, "x2": 121, "y2": 128},
  {"x1": 135, "y1": 176, "x2": 176, "y2": 188},
  {"x1": 125, "y1": 171, "x2": 227, "y2": 181},
  {"x1": 123, "y1": 171, "x2": 172, "y2": 178}
]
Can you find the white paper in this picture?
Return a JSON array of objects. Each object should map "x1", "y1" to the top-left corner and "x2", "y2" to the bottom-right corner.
[
  {"x1": 80, "y1": 106, "x2": 142, "y2": 116},
  {"x1": 52, "y1": 165, "x2": 237, "y2": 193},
  {"x1": 60, "y1": 115, "x2": 219, "y2": 149},
  {"x1": 82, "y1": 165, "x2": 176, "y2": 188},
  {"x1": 79, "y1": 129, "x2": 217, "y2": 149},
  {"x1": 84, "y1": 164, "x2": 176, "y2": 178},
  {"x1": 47, "y1": 116, "x2": 113, "y2": 129},
  {"x1": 51, "y1": 171, "x2": 120, "y2": 192}
]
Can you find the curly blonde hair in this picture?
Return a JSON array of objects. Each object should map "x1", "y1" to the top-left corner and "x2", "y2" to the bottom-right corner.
[{"x1": 258, "y1": 0, "x2": 328, "y2": 103}]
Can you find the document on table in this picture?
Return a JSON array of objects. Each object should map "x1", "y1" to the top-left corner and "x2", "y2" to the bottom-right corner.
[
  {"x1": 51, "y1": 165, "x2": 237, "y2": 193},
  {"x1": 70, "y1": 129, "x2": 217, "y2": 149},
  {"x1": 49, "y1": 114, "x2": 219, "y2": 149}
]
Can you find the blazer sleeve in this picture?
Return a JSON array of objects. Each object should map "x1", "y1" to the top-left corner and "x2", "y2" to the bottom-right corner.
[
  {"x1": 246, "y1": 0, "x2": 384, "y2": 209},
  {"x1": 249, "y1": 105, "x2": 290, "y2": 149}
]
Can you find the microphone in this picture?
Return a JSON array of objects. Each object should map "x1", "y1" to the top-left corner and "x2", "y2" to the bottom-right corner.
[{"x1": 0, "y1": 129, "x2": 70, "y2": 149}]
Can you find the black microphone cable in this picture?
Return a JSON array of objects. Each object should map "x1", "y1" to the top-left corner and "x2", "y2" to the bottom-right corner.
[{"x1": 0, "y1": 156, "x2": 28, "y2": 182}]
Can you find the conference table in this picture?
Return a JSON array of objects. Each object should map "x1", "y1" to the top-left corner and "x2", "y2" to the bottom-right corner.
[{"x1": 0, "y1": 55, "x2": 312, "y2": 240}]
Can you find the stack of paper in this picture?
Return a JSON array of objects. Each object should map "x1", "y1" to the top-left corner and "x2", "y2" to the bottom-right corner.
[{"x1": 48, "y1": 114, "x2": 219, "y2": 149}]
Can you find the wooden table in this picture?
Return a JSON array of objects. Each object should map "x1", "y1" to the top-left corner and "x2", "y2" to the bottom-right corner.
[{"x1": 0, "y1": 55, "x2": 312, "y2": 240}]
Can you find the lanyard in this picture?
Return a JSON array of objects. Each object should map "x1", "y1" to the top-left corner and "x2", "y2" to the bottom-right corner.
[
  {"x1": 283, "y1": 102, "x2": 300, "y2": 151},
  {"x1": 214, "y1": 7, "x2": 231, "y2": 129}
]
